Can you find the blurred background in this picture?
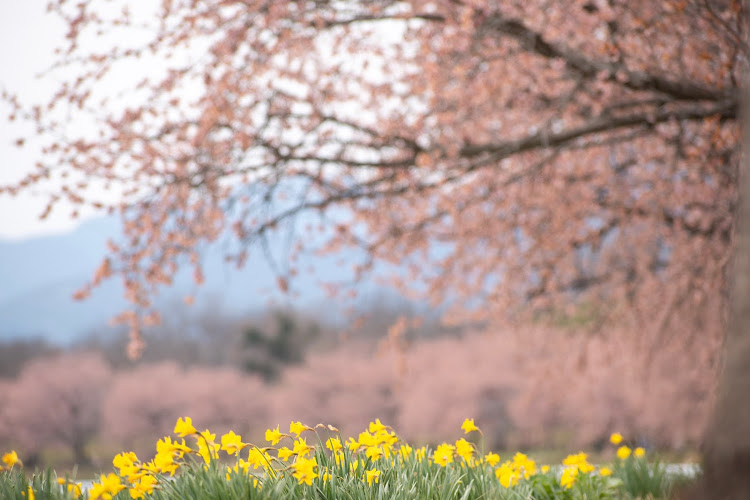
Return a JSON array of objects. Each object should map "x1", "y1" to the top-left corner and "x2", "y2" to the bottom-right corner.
[
  {"x1": 0, "y1": 219, "x2": 711, "y2": 473},
  {"x1": 0, "y1": 0, "x2": 733, "y2": 477}
]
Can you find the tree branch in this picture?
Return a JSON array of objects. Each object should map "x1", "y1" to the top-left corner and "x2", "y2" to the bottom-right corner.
[
  {"x1": 460, "y1": 100, "x2": 737, "y2": 159},
  {"x1": 481, "y1": 14, "x2": 735, "y2": 102}
]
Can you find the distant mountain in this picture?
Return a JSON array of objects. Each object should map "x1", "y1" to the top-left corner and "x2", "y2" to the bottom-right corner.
[{"x1": 0, "y1": 215, "x2": 386, "y2": 345}]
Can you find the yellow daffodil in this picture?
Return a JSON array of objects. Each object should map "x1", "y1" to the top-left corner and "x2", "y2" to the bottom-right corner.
[
  {"x1": 129, "y1": 474, "x2": 157, "y2": 499},
  {"x1": 289, "y1": 421, "x2": 311, "y2": 436},
  {"x1": 369, "y1": 419, "x2": 387, "y2": 433},
  {"x1": 153, "y1": 450, "x2": 179, "y2": 476},
  {"x1": 433, "y1": 443, "x2": 455, "y2": 467},
  {"x1": 634, "y1": 447, "x2": 646, "y2": 458},
  {"x1": 365, "y1": 468, "x2": 381, "y2": 486},
  {"x1": 455, "y1": 438, "x2": 474, "y2": 461},
  {"x1": 199, "y1": 429, "x2": 216, "y2": 444},
  {"x1": 67, "y1": 483, "x2": 83, "y2": 498},
  {"x1": 617, "y1": 445, "x2": 632, "y2": 460},
  {"x1": 600, "y1": 466, "x2": 612, "y2": 476},
  {"x1": 220, "y1": 430, "x2": 247, "y2": 455},
  {"x1": 484, "y1": 452, "x2": 500, "y2": 467},
  {"x1": 175, "y1": 438, "x2": 192, "y2": 456},
  {"x1": 560, "y1": 466, "x2": 579, "y2": 489},
  {"x1": 89, "y1": 473, "x2": 126, "y2": 500},
  {"x1": 562, "y1": 452, "x2": 588, "y2": 467},
  {"x1": 512, "y1": 452, "x2": 537, "y2": 478},
  {"x1": 113, "y1": 451, "x2": 143, "y2": 482},
  {"x1": 237, "y1": 458, "x2": 251, "y2": 474},
  {"x1": 196, "y1": 438, "x2": 220, "y2": 464},
  {"x1": 25, "y1": 486, "x2": 35, "y2": 500},
  {"x1": 347, "y1": 437, "x2": 362, "y2": 453},
  {"x1": 277, "y1": 446, "x2": 294, "y2": 461},
  {"x1": 325, "y1": 437, "x2": 342, "y2": 453},
  {"x1": 173, "y1": 417, "x2": 197, "y2": 437},
  {"x1": 610, "y1": 432, "x2": 623, "y2": 445},
  {"x1": 265, "y1": 425, "x2": 284, "y2": 445},
  {"x1": 2, "y1": 451, "x2": 20, "y2": 468},
  {"x1": 375, "y1": 430, "x2": 398, "y2": 447},
  {"x1": 366, "y1": 446, "x2": 384, "y2": 461},
  {"x1": 293, "y1": 437, "x2": 313, "y2": 458},
  {"x1": 246, "y1": 447, "x2": 271, "y2": 470},
  {"x1": 156, "y1": 436, "x2": 191, "y2": 458},
  {"x1": 113, "y1": 451, "x2": 138, "y2": 470},
  {"x1": 461, "y1": 418, "x2": 479, "y2": 434},
  {"x1": 357, "y1": 431, "x2": 377, "y2": 448},
  {"x1": 495, "y1": 461, "x2": 520, "y2": 488},
  {"x1": 562, "y1": 451, "x2": 594, "y2": 474},
  {"x1": 292, "y1": 456, "x2": 318, "y2": 485},
  {"x1": 226, "y1": 464, "x2": 237, "y2": 481}
]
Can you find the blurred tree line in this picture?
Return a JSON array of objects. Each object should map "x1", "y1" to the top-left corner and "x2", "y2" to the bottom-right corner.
[{"x1": 0, "y1": 292, "x2": 456, "y2": 379}]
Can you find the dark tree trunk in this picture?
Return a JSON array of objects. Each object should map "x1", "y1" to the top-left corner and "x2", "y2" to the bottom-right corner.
[
  {"x1": 72, "y1": 438, "x2": 91, "y2": 467},
  {"x1": 682, "y1": 80, "x2": 750, "y2": 500}
]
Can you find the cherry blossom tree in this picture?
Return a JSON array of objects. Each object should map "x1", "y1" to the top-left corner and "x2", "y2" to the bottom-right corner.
[
  {"x1": 101, "y1": 361, "x2": 190, "y2": 454},
  {"x1": 101, "y1": 362, "x2": 269, "y2": 456},
  {"x1": 0, "y1": 352, "x2": 111, "y2": 466},
  {"x1": 0, "y1": 379, "x2": 11, "y2": 450},
  {"x1": 1, "y1": 0, "x2": 741, "y2": 359},
  {"x1": 269, "y1": 342, "x2": 399, "y2": 439},
  {"x1": 392, "y1": 325, "x2": 713, "y2": 450}
]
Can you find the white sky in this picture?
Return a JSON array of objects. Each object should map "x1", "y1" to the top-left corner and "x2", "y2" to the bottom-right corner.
[{"x1": 0, "y1": 1, "x2": 87, "y2": 240}]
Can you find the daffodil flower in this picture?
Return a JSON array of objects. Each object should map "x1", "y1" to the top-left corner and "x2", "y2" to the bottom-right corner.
[
  {"x1": 365, "y1": 468, "x2": 381, "y2": 486},
  {"x1": 88, "y1": 473, "x2": 126, "y2": 500},
  {"x1": 433, "y1": 443, "x2": 455, "y2": 467},
  {"x1": 484, "y1": 452, "x2": 500, "y2": 467},
  {"x1": 617, "y1": 445, "x2": 632, "y2": 460},
  {"x1": 220, "y1": 430, "x2": 247, "y2": 455},
  {"x1": 265, "y1": 425, "x2": 284, "y2": 445},
  {"x1": 326, "y1": 437, "x2": 342, "y2": 452},
  {"x1": 369, "y1": 419, "x2": 387, "y2": 433},
  {"x1": 289, "y1": 421, "x2": 311, "y2": 436},
  {"x1": 173, "y1": 417, "x2": 197, "y2": 437},
  {"x1": 1, "y1": 451, "x2": 20, "y2": 468},
  {"x1": 292, "y1": 456, "x2": 318, "y2": 485},
  {"x1": 277, "y1": 446, "x2": 295, "y2": 461},
  {"x1": 461, "y1": 418, "x2": 479, "y2": 434},
  {"x1": 455, "y1": 438, "x2": 474, "y2": 461}
]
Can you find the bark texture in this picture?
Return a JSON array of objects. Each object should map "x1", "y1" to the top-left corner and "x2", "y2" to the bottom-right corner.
[{"x1": 682, "y1": 80, "x2": 750, "y2": 500}]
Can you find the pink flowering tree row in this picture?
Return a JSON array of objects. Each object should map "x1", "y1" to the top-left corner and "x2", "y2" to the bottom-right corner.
[{"x1": 0, "y1": 326, "x2": 713, "y2": 468}]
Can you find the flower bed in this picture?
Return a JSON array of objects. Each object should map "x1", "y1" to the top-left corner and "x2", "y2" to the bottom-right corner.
[{"x1": 1, "y1": 418, "x2": 693, "y2": 499}]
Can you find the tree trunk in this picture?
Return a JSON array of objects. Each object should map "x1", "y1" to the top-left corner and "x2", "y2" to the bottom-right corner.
[
  {"x1": 72, "y1": 438, "x2": 91, "y2": 467},
  {"x1": 683, "y1": 81, "x2": 750, "y2": 499}
]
